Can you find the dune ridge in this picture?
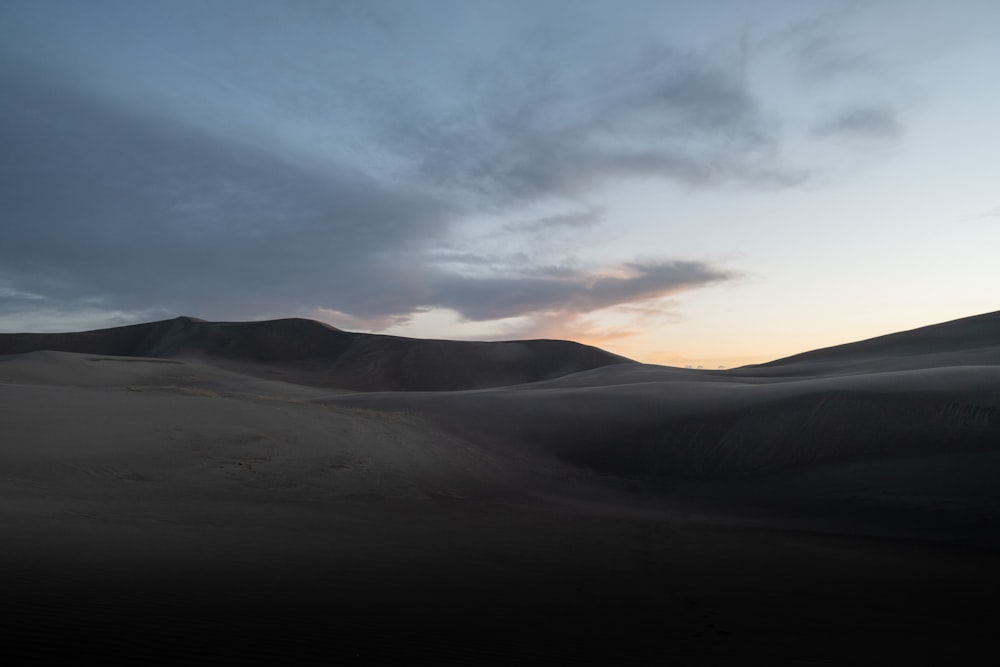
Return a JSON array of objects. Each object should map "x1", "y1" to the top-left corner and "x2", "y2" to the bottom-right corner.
[
  {"x1": 0, "y1": 315, "x2": 634, "y2": 391},
  {"x1": 739, "y1": 309, "x2": 1000, "y2": 376}
]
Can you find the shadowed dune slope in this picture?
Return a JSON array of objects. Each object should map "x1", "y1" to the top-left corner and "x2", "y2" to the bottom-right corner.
[
  {"x1": 324, "y1": 365, "x2": 1000, "y2": 481},
  {"x1": 734, "y1": 309, "x2": 1000, "y2": 376},
  {"x1": 3, "y1": 309, "x2": 998, "y2": 500},
  {"x1": 322, "y1": 310, "x2": 1000, "y2": 484},
  {"x1": 0, "y1": 316, "x2": 635, "y2": 391}
]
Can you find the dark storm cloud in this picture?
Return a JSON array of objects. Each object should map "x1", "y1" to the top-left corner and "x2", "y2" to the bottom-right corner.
[
  {"x1": 432, "y1": 260, "x2": 735, "y2": 321},
  {"x1": 0, "y1": 64, "x2": 450, "y2": 322}
]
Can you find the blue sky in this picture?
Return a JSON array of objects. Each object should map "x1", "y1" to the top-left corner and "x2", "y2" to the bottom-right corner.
[{"x1": 2, "y1": 0, "x2": 998, "y2": 367}]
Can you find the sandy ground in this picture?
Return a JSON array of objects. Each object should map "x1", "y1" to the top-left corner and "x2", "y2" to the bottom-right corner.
[{"x1": 2, "y1": 313, "x2": 999, "y2": 664}]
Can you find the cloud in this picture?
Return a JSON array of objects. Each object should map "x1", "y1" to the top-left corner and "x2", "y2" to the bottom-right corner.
[
  {"x1": 373, "y1": 40, "x2": 806, "y2": 206},
  {"x1": 0, "y1": 63, "x2": 452, "y2": 325},
  {"x1": 788, "y1": 34, "x2": 877, "y2": 83},
  {"x1": 430, "y1": 260, "x2": 737, "y2": 322},
  {"x1": 961, "y1": 206, "x2": 1000, "y2": 222},
  {"x1": 492, "y1": 297, "x2": 686, "y2": 342},
  {"x1": 0, "y1": 60, "x2": 741, "y2": 334},
  {"x1": 502, "y1": 208, "x2": 606, "y2": 234},
  {"x1": 6, "y1": 2, "x2": 894, "y2": 336},
  {"x1": 814, "y1": 105, "x2": 902, "y2": 142},
  {"x1": 763, "y1": 5, "x2": 914, "y2": 160}
]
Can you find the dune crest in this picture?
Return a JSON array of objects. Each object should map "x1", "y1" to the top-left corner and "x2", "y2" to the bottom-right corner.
[{"x1": 0, "y1": 315, "x2": 634, "y2": 391}]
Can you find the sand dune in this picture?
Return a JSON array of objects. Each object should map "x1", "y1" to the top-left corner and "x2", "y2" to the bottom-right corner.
[
  {"x1": 327, "y1": 364, "x2": 1000, "y2": 476},
  {"x1": 313, "y1": 311, "x2": 1000, "y2": 487},
  {"x1": 0, "y1": 315, "x2": 634, "y2": 391},
  {"x1": 737, "y1": 309, "x2": 1000, "y2": 376},
  {"x1": 2, "y1": 311, "x2": 999, "y2": 663}
]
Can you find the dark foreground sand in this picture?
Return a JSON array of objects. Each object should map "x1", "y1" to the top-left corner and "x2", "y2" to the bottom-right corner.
[{"x1": 2, "y1": 312, "x2": 999, "y2": 664}]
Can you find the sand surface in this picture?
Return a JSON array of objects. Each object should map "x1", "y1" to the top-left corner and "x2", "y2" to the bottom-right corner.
[{"x1": 2, "y1": 312, "x2": 999, "y2": 664}]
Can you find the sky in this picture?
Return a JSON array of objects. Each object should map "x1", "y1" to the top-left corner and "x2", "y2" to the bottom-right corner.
[{"x1": 2, "y1": 0, "x2": 998, "y2": 368}]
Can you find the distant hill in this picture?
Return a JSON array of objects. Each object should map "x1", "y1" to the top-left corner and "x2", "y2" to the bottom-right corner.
[{"x1": 0, "y1": 316, "x2": 635, "y2": 391}]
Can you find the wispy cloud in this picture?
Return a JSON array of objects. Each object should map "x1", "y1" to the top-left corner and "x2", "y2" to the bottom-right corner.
[
  {"x1": 814, "y1": 105, "x2": 902, "y2": 143},
  {"x1": 788, "y1": 33, "x2": 876, "y2": 83},
  {"x1": 961, "y1": 207, "x2": 1000, "y2": 222},
  {"x1": 502, "y1": 207, "x2": 606, "y2": 234},
  {"x1": 431, "y1": 260, "x2": 736, "y2": 322},
  {"x1": 376, "y1": 40, "x2": 805, "y2": 206}
]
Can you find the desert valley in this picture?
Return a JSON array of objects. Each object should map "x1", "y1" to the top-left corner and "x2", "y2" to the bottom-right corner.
[{"x1": 2, "y1": 311, "x2": 998, "y2": 664}]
